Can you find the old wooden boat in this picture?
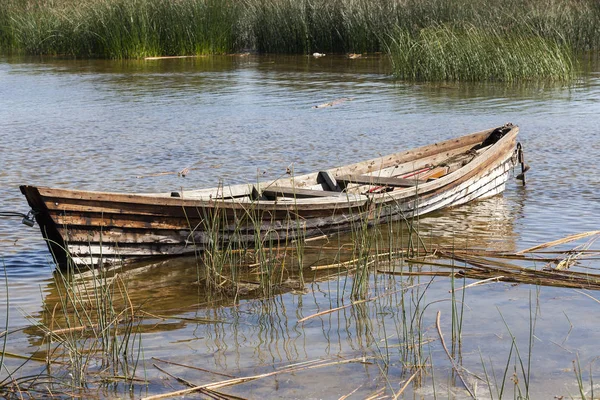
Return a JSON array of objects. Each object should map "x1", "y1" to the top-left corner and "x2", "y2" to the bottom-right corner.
[{"x1": 21, "y1": 124, "x2": 521, "y2": 268}]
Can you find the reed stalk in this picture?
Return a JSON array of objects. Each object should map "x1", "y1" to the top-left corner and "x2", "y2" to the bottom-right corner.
[
  {"x1": 388, "y1": 24, "x2": 576, "y2": 82},
  {"x1": 32, "y1": 262, "x2": 145, "y2": 388},
  {"x1": 0, "y1": 0, "x2": 596, "y2": 81},
  {"x1": 0, "y1": 261, "x2": 8, "y2": 387}
]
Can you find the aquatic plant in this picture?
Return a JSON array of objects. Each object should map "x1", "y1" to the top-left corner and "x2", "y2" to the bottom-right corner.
[
  {"x1": 33, "y1": 263, "x2": 145, "y2": 388},
  {"x1": 1, "y1": 0, "x2": 598, "y2": 60},
  {"x1": 0, "y1": 0, "x2": 240, "y2": 58},
  {"x1": 388, "y1": 25, "x2": 577, "y2": 82},
  {"x1": 0, "y1": 262, "x2": 8, "y2": 390}
]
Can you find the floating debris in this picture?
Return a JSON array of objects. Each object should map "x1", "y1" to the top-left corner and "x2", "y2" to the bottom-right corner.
[
  {"x1": 313, "y1": 97, "x2": 354, "y2": 108},
  {"x1": 348, "y1": 53, "x2": 362, "y2": 59},
  {"x1": 144, "y1": 55, "x2": 200, "y2": 60},
  {"x1": 178, "y1": 167, "x2": 189, "y2": 177},
  {"x1": 378, "y1": 231, "x2": 600, "y2": 291}
]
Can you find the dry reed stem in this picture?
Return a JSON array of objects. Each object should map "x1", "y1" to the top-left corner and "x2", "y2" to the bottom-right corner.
[
  {"x1": 380, "y1": 271, "x2": 455, "y2": 277},
  {"x1": 143, "y1": 357, "x2": 371, "y2": 400},
  {"x1": 310, "y1": 258, "x2": 364, "y2": 271},
  {"x1": 152, "y1": 357, "x2": 237, "y2": 378},
  {"x1": 47, "y1": 324, "x2": 94, "y2": 336},
  {"x1": 516, "y1": 231, "x2": 600, "y2": 254},
  {"x1": 311, "y1": 250, "x2": 407, "y2": 271},
  {"x1": 297, "y1": 299, "x2": 370, "y2": 323},
  {"x1": 145, "y1": 55, "x2": 202, "y2": 60},
  {"x1": 574, "y1": 290, "x2": 600, "y2": 305},
  {"x1": 302, "y1": 234, "x2": 329, "y2": 243},
  {"x1": 298, "y1": 282, "x2": 428, "y2": 323},
  {"x1": 0, "y1": 351, "x2": 47, "y2": 362},
  {"x1": 338, "y1": 384, "x2": 363, "y2": 399},
  {"x1": 450, "y1": 276, "x2": 504, "y2": 292},
  {"x1": 139, "y1": 310, "x2": 224, "y2": 324},
  {"x1": 393, "y1": 368, "x2": 421, "y2": 400},
  {"x1": 364, "y1": 387, "x2": 386, "y2": 400},
  {"x1": 435, "y1": 311, "x2": 475, "y2": 399}
]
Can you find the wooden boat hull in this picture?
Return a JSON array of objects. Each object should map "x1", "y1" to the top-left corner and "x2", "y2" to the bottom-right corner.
[{"x1": 21, "y1": 124, "x2": 520, "y2": 268}]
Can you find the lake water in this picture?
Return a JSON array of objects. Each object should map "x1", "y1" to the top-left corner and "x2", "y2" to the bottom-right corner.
[{"x1": 1, "y1": 54, "x2": 600, "y2": 398}]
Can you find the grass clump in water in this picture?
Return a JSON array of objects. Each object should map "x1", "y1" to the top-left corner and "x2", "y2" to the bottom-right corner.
[{"x1": 388, "y1": 25, "x2": 577, "y2": 82}]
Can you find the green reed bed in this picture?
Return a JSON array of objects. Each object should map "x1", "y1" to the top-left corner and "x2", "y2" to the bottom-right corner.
[
  {"x1": 0, "y1": 0, "x2": 239, "y2": 58},
  {"x1": 245, "y1": 0, "x2": 398, "y2": 54},
  {"x1": 1, "y1": 0, "x2": 599, "y2": 57},
  {"x1": 388, "y1": 25, "x2": 576, "y2": 82},
  {"x1": 0, "y1": 0, "x2": 598, "y2": 80}
]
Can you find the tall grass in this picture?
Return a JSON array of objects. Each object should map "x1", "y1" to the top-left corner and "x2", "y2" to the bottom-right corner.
[
  {"x1": 388, "y1": 25, "x2": 577, "y2": 82},
  {"x1": 1, "y1": 262, "x2": 8, "y2": 386},
  {"x1": 34, "y1": 265, "x2": 144, "y2": 388},
  {"x1": 0, "y1": 0, "x2": 240, "y2": 58},
  {"x1": 0, "y1": 0, "x2": 596, "y2": 80},
  {"x1": 1, "y1": 0, "x2": 599, "y2": 58}
]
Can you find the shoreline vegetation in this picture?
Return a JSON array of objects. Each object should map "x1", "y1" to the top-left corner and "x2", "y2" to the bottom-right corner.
[
  {"x1": 2, "y1": 214, "x2": 599, "y2": 398},
  {"x1": 1, "y1": 0, "x2": 598, "y2": 81}
]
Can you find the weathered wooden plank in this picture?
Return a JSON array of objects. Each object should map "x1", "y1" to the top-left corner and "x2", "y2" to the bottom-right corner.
[
  {"x1": 53, "y1": 213, "x2": 192, "y2": 230},
  {"x1": 41, "y1": 190, "x2": 367, "y2": 217},
  {"x1": 336, "y1": 174, "x2": 427, "y2": 189},
  {"x1": 21, "y1": 125, "x2": 519, "y2": 268},
  {"x1": 62, "y1": 227, "x2": 187, "y2": 244},
  {"x1": 261, "y1": 186, "x2": 344, "y2": 200}
]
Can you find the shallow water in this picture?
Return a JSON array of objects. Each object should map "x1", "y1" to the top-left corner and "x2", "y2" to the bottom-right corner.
[{"x1": 1, "y1": 54, "x2": 600, "y2": 398}]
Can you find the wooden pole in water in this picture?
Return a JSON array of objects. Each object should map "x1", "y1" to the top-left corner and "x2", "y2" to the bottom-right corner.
[{"x1": 516, "y1": 142, "x2": 529, "y2": 185}]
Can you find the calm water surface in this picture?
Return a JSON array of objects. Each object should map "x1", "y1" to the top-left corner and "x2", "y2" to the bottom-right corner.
[{"x1": 1, "y1": 54, "x2": 600, "y2": 398}]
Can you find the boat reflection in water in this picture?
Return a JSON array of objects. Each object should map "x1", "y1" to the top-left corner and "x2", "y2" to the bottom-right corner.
[{"x1": 27, "y1": 193, "x2": 519, "y2": 397}]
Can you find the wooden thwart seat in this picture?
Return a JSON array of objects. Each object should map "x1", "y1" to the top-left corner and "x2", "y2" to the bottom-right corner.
[
  {"x1": 336, "y1": 174, "x2": 427, "y2": 189},
  {"x1": 258, "y1": 186, "x2": 343, "y2": 200}
]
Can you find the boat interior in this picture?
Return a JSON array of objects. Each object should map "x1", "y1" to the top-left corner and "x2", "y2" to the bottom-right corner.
[{"x1": 165, "y1": 125, "x2": 512, "y2": 203}]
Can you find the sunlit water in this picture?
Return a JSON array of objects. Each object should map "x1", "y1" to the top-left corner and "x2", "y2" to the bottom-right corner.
[{"x1": 1, "y1": 54, "x2": 599, "y2": 398}]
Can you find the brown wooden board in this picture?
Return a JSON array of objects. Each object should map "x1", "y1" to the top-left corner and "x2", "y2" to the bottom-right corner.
[
  {"x1": 261, "y1": 186, "x2": 345, "y2": 200},
  {"x1": 336, "y1": 174, "x2": 427, "y2": 188}
]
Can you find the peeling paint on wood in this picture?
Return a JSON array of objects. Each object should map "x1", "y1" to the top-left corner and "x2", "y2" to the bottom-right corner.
[{"x1": 20, "y1": 124, "x2": 519, "y2": 268}]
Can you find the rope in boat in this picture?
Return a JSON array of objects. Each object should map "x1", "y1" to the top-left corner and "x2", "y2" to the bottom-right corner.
[
  {"x1": 0, "y1": 211, "x2": 28, "y2": 218},
  {"x1": 0, "y1": 211, "x2": 36, "y2": 227}
]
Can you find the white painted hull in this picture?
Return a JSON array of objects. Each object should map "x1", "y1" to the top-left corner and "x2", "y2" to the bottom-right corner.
[{"x1": 21, "y1": 124, "x2": 520, "y2": 268}]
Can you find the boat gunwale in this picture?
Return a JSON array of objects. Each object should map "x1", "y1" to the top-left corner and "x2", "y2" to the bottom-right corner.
[{"x1": 21, "y1": 125, "x2": 516, "y2": 211}]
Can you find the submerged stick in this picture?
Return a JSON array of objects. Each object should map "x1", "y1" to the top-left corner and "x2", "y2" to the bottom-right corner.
[
  {"x1": 339, "y1": 384, "x2": 363, "y2": 400},
  {"x1": 152, "y1": 364, "x2": 195, "y2": 387},
  {"x1": 145, "y1": 55, "x2": 203, "y2": 60},
  {"x1": 436, "y1": 311, "x2": 476, "y2": 399},
  {"x1": 142, "y1": 357, "x2": 369, "y2": 400},
  {"x1": 450, "y1": 276, "x2": 505, "y2": 293},
  {"x1": 152, "y1": 357, "x2": 237, "y2": 378},
  {"x1": 311, "y1": 250, "x2": 407, "y2": 271},
  {"x1": 297, "y1": 299, "x2": 370, "y2": 323},
  {"x1": 298, "y1": 282, "x2": 428, "y2": 323},
  {"x1": 393, "y1": 368, "x2": 421, "y2": 400}
]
